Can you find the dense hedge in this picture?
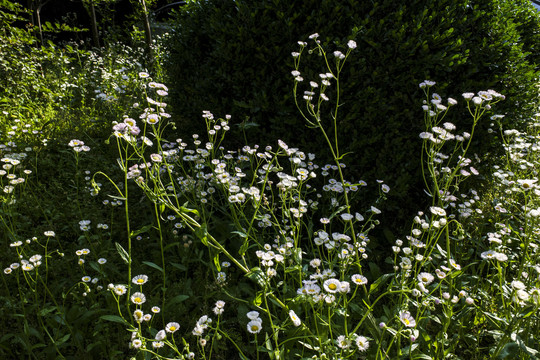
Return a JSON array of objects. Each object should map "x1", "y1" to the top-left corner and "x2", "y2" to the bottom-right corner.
[{"x1": 165, "y1": 0, "x2": 540, "y2": 231}]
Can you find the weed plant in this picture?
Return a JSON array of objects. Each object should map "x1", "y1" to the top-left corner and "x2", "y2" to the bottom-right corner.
[{"x1": 0, "y1": 10, "x2": 539, "y2": 359}]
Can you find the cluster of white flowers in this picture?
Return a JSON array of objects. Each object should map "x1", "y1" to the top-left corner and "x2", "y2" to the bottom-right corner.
[
  {"x1": 192, "y1": 315, "x2": 212, "y2": 336},
  {"x1": 246, "y1": 311, "x2": 263, "y2": 334},
  {"x1": 510, "y1": 280, "x2": 531, "y2": 306},
  {"x1": 79, "y1": 219, "x2": 91, "y2": 231},
  {"x1": 255, "y1": 244, "x2": 286, "y2": 279},
  {"x1": 291, "y1": 34, "x2": 358, "y2": 112},
  {"x1": 1, "y1": 149, "x2": 31, "y2": 194},
  {"x1": 1, "y1": 116, "x2": 41, "y2": 138},
  {"x1": 462, "y1": 89, "x2": 505, "y2": 107},
  {"x1": 5, "y1": 254, "x2": 42, "y2": 273},
  {"x1": 335, "y1": 333, "x2": 369, "y2": 352},
  {"x1": 87, "y1": 54, "x2": 147, "y2": 105},
  {"x1": 295, "y1": 266, "x2": 369, "y2": 305},
  {"x1": 68, "y1": 139, "x2": 90, "y2": 152},
  {"x1": 213, "y1": 300, "x2": 226, "y2": 315}
]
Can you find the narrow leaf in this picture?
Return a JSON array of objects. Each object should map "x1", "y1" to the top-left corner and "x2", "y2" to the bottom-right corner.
[
  {"x1": 131, "y1": 224, "x2": 153, "y2": 238},
  {"x1": 115, "y1": 242, "x2": 130, "y2": 264},
  {"x1": 142, "y1": 261, "x2": 164, "y2": 273},
  {"x1": 100, "y1": 315, "x2": 127, "y2": 324}
]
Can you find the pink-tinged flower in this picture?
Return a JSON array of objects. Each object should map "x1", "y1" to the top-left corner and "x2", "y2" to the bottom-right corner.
[{"x1": 399, "y1": 311, "x2": 416, "y2": 328}]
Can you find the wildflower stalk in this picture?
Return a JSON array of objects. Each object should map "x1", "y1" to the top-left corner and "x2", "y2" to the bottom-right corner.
[
  {"x1": 292, "y1": 37, "x2": 359, "y2": 246},
  {"x1": 115, "y1": 138, "x2": 134, "y2": 306},
  {"x1": 152, "y1": 200, "x2": 167, "y2": 326},
  {"x1": 263, "y1": 285, "x2": 280, "y2": 352},
  {"x1": 213, "y1": 327, "x2": 247, "y2": 358},
  {"x1": 158, "y1": 195, "x2": 250, "y2": 274}
]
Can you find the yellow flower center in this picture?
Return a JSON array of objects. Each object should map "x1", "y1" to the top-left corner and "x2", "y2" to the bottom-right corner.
[
  {"x1": 169, "y1": 326, "x2": 176, "y2": 331},
  {"x1": 251, "y1": 325, "x2": 259, "y2": 332},
  {"x1": 328, "y1": 283, "x2": 337, "y2": 290}
]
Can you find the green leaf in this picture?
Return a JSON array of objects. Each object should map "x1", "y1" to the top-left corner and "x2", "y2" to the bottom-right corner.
[
  {"x1": 115, "y1": 242, "x2": 130, "y2": 264},
  {"x1": 213, "y1": 254, "x2": 221, "y2": 272},
  {"x1": 284, "y1": 264, "x2": 302, "y2": 273},
  {"x1": 100, "y1": 315, "x2": 127, "y2": 324},
  {"x1": 56, "y1": 334, "x2": 70, "y2": 345},
  {"x1": 328, "y1": 205, "x2": 348, "y2": 221},
  {"x1": 298, "y1": 341, "x2": 320, "y2": 351},
  {"x1": 410, "y1": 353, "x2": 433, "y2": 360},
  {"x1": 116, "y1": 158, "x2": 126, "y2": 171},
  {"x1": 264, "y1": 332, "x2": 273, "y2": 352},
  {"x1": 292, "y1": 248, "x2": 302, "y2": 264},
  {"x1": 253, "y1": 291, "x2": 263, "y2": 306},
  {"x1": 514, "y1": 334, "x2": 538, "y2": 357},
  {"x1": 179, "y1": 203, "x2": 200, "y2": 216},
  {"x1": 38, "y1": 306, "x2": 56, "y2": 317},
  {"x1": 336, "y1": 151, "x2": 354, "y2": 161},
  {"x1": 400, "y1": 343, "x2": 419, "y2": 357},
  {"x1": 107, "y1": 194, "x2": 127, "y2": 201},
  {"x1": 131, "y1": 224, "x2": 153, "y2": 238},
  {"x1": 436, "y1": 243, "x2": 447, "y2": 257},
  {"x1": 239, "y1": 239, "x2": 250, "y2": 256},
  {"x1": 195, "y1": 226, "x2": 209, "y2": 246},
  {"x1": 521, "y1": 305, "x2": 536, "y2": 319},
  {"x1": 246, "y1": 267, "x2": 266, "y2": 287},
  {"x1": 168, "y1": 294, "x2": 189, "y2": 306},
  {"x1": 497, "y1": 342, "x2": 520, "y2": 359},
  {"x1": 142, "y1": 261, "x2": 164, "y2": 273},
  {"x1": 363, "y1": 311, "x2": 383, "y2": 341},
  {"x1": 170, "y1": 262, "x2": 187, "y2": 271},
  {"x1": 368, "y1": 261, "x2": 382, "y2": 279},
  {"x1": 349, "y1": 302, "x2": 362, "y2": 315},
  {"x1": 483, "y1": 312, "x2": 508, "y2": 328},
  {"x1": 231, "y1": 230, "x2": 248, "y2": 238},
  {"x1": 237, "y1": 121, "x2": 259, "y2": 129},
  {"x1": 370, "y1": 273, "x2": 394, "y2": 293},
  {"x1": 90, "y1": 261, "x2": 104, "y2": 274}
]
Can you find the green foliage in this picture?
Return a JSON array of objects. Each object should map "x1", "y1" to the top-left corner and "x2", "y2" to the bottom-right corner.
[
  {"x1": 165, "y1": 0, "x2": 540, "y2": 229},
  {"x1": 1, "y1": 0, "x2": 540, "y2": 358}
]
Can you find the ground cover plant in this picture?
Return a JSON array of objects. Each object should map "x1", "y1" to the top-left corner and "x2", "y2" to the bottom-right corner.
[{"x1": 1, "y1": 1, "x2": 540, "y2": 359}]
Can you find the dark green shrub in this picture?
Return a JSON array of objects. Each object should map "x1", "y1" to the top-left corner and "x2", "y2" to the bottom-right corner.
[{"x1": 165, "y1": 0, "x2": 540, "y2": 231}]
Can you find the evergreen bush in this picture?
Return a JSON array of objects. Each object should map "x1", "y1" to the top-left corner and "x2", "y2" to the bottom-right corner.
[{"x1": 165, "y1": 0, "x2": 540, "y2": 230}]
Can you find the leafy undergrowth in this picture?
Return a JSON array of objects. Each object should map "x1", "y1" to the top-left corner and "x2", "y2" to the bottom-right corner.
[{"x1": 1, "y1": 5, "x2": 539, "y2": 360}]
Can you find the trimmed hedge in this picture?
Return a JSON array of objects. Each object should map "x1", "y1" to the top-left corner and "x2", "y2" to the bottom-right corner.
[{"x1": 165, "y1": 0, "x2": 540, "y2": 230}]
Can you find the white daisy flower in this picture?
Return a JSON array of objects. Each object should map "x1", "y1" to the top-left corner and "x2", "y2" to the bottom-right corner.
[{"x1": 323, "y1": 278, "x2": 341, "y2": 293}]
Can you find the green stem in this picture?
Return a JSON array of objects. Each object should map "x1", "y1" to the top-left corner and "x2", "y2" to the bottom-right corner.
[{"x1": 153, "y1": 201, "x2": 167, "y2": 328}]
